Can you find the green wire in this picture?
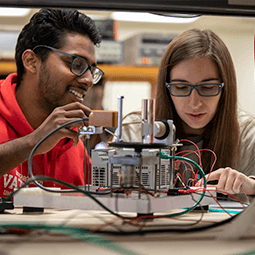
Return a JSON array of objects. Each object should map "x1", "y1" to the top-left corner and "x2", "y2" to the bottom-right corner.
[
  {"x1": 158, "y1": 151, "x2": 207, "y2": 218},
  {"x1": 11, "y1": 175, "x2": 130, "y2": 220},
  {"x1": 234, "y1": 249, "x2": 255, "y2": 255},
  {"x1": 25, "y1": 117, "x2": 206, "y2": 220},
  {"x1": 13, "y1": 152, "x2": 207, "y2": 221},
  {"x1": 1, "y1": 223, "x2": 141, "y2": 255},
  {"x1": 2, "y1": 151, "x2": 208, "y2": 255}
]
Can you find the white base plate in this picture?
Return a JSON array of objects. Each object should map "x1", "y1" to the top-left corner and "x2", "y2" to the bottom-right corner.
[{"x1": 14, "y1": 189, "x2": 214, "y2": 214}]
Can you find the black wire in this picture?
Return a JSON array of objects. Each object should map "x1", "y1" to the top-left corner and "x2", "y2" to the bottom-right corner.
[
  {"x1": 8, "y1": 175, "x2": 136, "y2": 221},
  {"x1": 28, "y1": 117, "x2": 89, "y2": 193},
  {"x1": 190, "y1": 193, "x2": 204, "y2": 225},
  {"x1": 10, "y1": 176, "x2": 77, "y2": 198},
  {"x1": 94, "y1": 213, "x2": 238, "y2": 236},
  {"x1": 194, "y1": 192, "x2": 250, "y2": 207},
  {"x1": 13, "y1": 117, "x2": 242, "y2": 236},
  {"x1": 131, "y1": 193, "x2": 204, "y2": 234},
  {"x1": 115, "y1": 191, "x2": 119, "y2": 213},
  {"x1": 3, "y1": 174, "x2": 241, "y2": 236},
  {"x1": 137, "y1": 194, "x2": 152, "y2": 233}
]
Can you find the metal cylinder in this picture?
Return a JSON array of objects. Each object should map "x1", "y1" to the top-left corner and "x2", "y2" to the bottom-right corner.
[
  {"x1": 120, "y1": 165, "x2": 136, "y2": 188},
  {"x1": 141, "y1": 99, "x2": 155, "y2": 143},
  {"x1": 116, "y1": 95, "x2": 124, "y2": 143}
]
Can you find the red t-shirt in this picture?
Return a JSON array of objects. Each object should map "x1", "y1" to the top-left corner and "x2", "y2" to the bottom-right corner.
[{"x1": 0, "y1": 73, "x2": 90, "y2": 197}]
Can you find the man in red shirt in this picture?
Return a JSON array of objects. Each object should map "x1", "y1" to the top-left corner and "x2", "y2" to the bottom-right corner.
[{"x1": 0, "y1": 8, "x2": 104, "y2": 197}]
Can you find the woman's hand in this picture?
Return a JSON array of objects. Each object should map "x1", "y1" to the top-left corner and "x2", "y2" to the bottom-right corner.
[{"x1": 195, "y1": 167, "x2": 255, "y2": 195}]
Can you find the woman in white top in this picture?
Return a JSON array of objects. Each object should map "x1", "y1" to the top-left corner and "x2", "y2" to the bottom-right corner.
[{"x1": 154, "y1": 28, "x2": 255, "y2": 196}]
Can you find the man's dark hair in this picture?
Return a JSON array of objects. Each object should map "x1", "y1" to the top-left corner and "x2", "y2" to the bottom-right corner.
[{"x1": 15, "y1": 8, "x2": 101, "y2": 86}]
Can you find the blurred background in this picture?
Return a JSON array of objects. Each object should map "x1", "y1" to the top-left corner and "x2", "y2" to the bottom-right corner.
[{"x1": 0, "y1": 7, "x2": 254, "y2": 118}]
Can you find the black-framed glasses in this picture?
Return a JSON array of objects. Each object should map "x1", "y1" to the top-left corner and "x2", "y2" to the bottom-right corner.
[
  {"x1": 165, "y1": 82, "x2": 224, "y2": 97},
  {"x1": 33, "y1": 45, "x2": 104, "y2": 84}
]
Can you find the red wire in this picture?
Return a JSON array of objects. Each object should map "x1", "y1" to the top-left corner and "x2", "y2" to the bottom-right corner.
[
  {"x1": 180, "y1": 187, "x2": 246, "y2": 211},
  {"x1": 181, "y1": 161, "x2": 196, "y2": 180},
  {"x1": 179, "y1": 139, "x2": 202, "y2": 168},
  {"x1": 197, "y1": 148, "x2": 217, "y2": 183},
  {"x1": 176, "y1": 139, "x2": 217, "y2": 187},
  {"x1": 206, "y1": 190, "x2": 232, "y2": 217}
]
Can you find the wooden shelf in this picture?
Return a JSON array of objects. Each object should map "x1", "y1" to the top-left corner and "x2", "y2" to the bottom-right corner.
[
  {"x1": 98, "y1": 64, "x2": 158, "y2": 98},
  {"x1": 0, "y1": 61, "x2": 16, "y2": 75},
  {"x1": 0, "y1": 61, "x2": 159, "y2": 98}
]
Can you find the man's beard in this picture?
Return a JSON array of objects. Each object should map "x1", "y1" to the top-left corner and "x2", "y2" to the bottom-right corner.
[{"x1": 37, "y1": 64, "x2": 65, "y2": 113}]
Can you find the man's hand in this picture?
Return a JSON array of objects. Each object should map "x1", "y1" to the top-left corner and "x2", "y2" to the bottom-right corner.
[
  {"x1": 195, "y1": 167, "x2": 255, "y2": 195},
  {"x1": 0, "y1": 102, "x2": 91, "y2": 177},
  {"x1": 27, "y1": 102, "x2": 91, "y2": 155}
]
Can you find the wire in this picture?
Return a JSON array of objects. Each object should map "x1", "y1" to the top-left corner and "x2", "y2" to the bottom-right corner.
[
  {"x1": 0, "y1": 208, "x2": 238, "y2": 237},
  {"x1": 10, "y1": 175, "x2": 133, "y2": 220},
  {"x1": 179, "y1": 139, "x2": 202, "y2": 168},
  {"x1": 24, "y1": 150, "x2": 205, "y2": 220},
  {"x1": 180, "y1": 161, "x2": 196, "y2": 182},
  {"x1": 8, "y1": 175, "x2": 243, "y2": 237},
  {"x1": 199, "y1": 148, "x2": 217, "y2": 181},
  {"x1": 23, "y1": 117, "x2": 239, "y2": 236},
  {"x1": 25, "y1": 119, "x2": 207, "y2": 221},
  {"x1": 28, "y1": 117, "x2": 89, "y2": 193},
  {"x1": 104, "y1": 127, "x2": 117, "y2": 138},
  {"x1": 160, "y1": 152, "x2": 207, "y2": 216},
  {"x1": 234, "y1": 249, "x2": 255, "y2": 255},
  {"x1": 176, "y1": 139, "x2": 217, "y2": 182},
  {"x1": 4, "y1": 120, "x2": 252, "y2": 245},
  {"x1": 0, "y1": 223, "x2": 141, "y2": 255},
  {"x1": 94, "y1": 214, "x2": 238, "y2": 235}
]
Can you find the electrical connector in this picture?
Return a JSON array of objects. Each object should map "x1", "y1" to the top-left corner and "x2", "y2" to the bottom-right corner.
[
  {"x1": 167, "y1": 188, "x2": 187, "y2": 196},
  {"x1": 0, "y1": 197, "x2": 14, "y2": 213}
]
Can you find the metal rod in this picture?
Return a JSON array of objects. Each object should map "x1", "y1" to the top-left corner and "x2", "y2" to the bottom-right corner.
[
  {"x1": 154, "y1": 164, "x2": 157, "y2": 194},
  {"x1": 169, "y1": 147, "x2": 175, "y2": 188},
  {"x1": 158, "y1": 148, "x2": 161, "y2": 190},
  {"x1": 83, "y1": 138, "x2": 87, "y2": 191},
  {"x1": 87, "y1": 135, "x2": 91, "y2": 191},
  {"x1": 110, "y1": 163, "x2": 113, "y2": 197},
  {"x1": 116, "y1": 95, "x2": 124, "y2": 143},
  {"x1": 136, "y1": 152, "x2": 142, "y2": 199},
  {"x1": 141, "y1": 99, "x2": 155, "y2": 144}
]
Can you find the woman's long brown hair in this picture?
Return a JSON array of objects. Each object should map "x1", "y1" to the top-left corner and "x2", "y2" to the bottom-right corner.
[{"x1": 156, "y1": 29, "x2": 239, "y2": 174}]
